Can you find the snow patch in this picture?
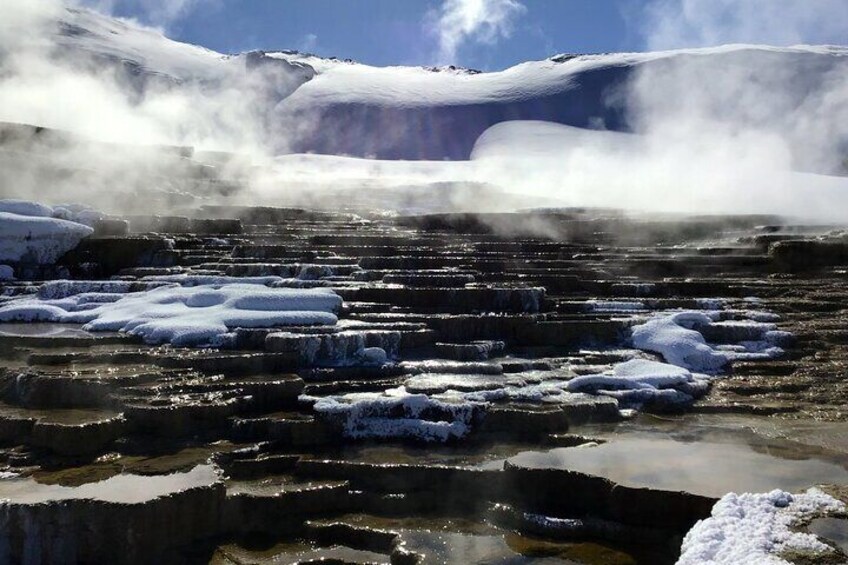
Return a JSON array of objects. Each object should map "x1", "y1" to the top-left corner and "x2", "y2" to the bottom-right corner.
[
  {"x1": 678, "y1": 488, "x2": 845, "y2": 565},
  {"x1": 566, "y1": 359, "x2": 710, "y2": 408},
  {"x1": 631, "y1": 311, "x2": 786, "y2": 373},
  {"x1": 631, "y1": 311, "x2": 728, "y2": 372},
  {"x1": 0, "y1": 284, "x2": 342, "y2": 346}
]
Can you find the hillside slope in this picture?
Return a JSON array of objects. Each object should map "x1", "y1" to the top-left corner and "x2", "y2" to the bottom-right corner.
[{"x1": 4, "y1": 4, "x2": 847, "y2": 163}]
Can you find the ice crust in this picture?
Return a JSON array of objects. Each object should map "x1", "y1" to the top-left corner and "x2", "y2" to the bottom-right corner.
[{"x1": 310, "y1": 387, "x2": 482, "y2": 442}]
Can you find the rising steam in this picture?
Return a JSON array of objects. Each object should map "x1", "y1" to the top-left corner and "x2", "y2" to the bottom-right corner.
[
  {"x1": 0, "y1": 0, "x2": 846, "y2": 221},
  {"x1": 427, "y1": 0, "x2": 526, "y2": 66}
]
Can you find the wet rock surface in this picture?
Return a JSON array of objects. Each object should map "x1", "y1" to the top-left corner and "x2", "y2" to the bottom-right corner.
[{"x1": 1, "y1": 206, "x2": 848, "y2": 563}]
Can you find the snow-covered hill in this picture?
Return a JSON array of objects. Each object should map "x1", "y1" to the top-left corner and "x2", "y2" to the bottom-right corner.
[
  {"x1": 274, "y1": 45, "x2": 848, "y2": 161},
  {"x1": 4, "y1": 3, "x2": 847, "y2": 163},
  {"x1": 2, "y1": 1, "x2": 848, "y2": 219}
]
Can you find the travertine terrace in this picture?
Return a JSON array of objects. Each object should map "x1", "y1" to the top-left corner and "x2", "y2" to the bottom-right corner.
[{"x1": 1, "y1": 203, "x2": 848, "y2": 563}]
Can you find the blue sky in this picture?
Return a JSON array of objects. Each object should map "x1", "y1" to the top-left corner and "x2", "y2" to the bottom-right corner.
[{"x1": 102, "y1": 0, "x2": 848, "y2": 71}]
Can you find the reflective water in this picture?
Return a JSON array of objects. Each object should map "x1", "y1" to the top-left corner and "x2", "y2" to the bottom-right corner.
[
  {"x1": 399, "y1": 530, "x2": 627, "y2": 565},
  {"x1": 0, "y1": 323, "x2": 101, "y2": 338},
  {"x1": 808, "y1": 517, "x2": 848, "y2": 554},
  {"x1": 485, "y1": 414, "x2": 848, "y2": 498},
  {"x1": 336, "y1": 515, "x2": 641, "y2": 565},
  {"x1": 0, "y1": 403, "x2": 120, "y2": 425},
  {"x1": 0, "y1": 464, "x2": 220, "y2": 504},
  {"x1": 210, "y1": 541, "x2": 388, "y2": 565},
  {"x1": 331, "y1": 440, "x2": 539, "y2": 467}
]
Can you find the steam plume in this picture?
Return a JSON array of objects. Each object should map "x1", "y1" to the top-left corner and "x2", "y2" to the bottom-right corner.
[{"x1": 428, "y1": 0, "x2": 526, "y2": 65}]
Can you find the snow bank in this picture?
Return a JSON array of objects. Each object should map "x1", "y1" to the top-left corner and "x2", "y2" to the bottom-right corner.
[
  {"x1": 678, "y1": 488, "x2": 845, "y2": 565},
  {"x1": 0, "y1": 265, "x2": 13, "y2": 280},
  {"x1": 0, "y1": 211, "x2": 93, "y2": 264},
  {"x1": 310, "y1": 387, "x2": 483, "y2": 442},
  {"x1": 0, "y1": 284, "x2": 342, "y2": 346}
]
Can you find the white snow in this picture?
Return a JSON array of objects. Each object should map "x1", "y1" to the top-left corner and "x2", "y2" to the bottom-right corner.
[
  {"x1": 0, "y1": 284, "x2": 342, "y2": 346},
  {"x1": 309, "y1": 387, "x2": 482, "y2": 442},
  {"x1": 631, "y1": 311, "x2": 729, "y2": 372},
  {"x1": 630, "y1": 310, "x2": 786, "y2": 373},
  {"x1": 696, "y1": 298, "x2": 726, "y2": 310},
  {"x1": 568, "y1": 359, "x2": 703, "y2": 390},
  {"x1": 6, "y1": 5, "x2": 848, "y2": 218},
  {"x1": 678, "y1": 488, "x2": 845, "y2": 565},
  {"x1": 0, "y1": 200, "x2": 111, "y2": 265},
  {"x1": 0, "y1": 199, "x2": 105, "y2": 226},
  {"x1": 586, "y1": 300, "x2": 646, "y2": 313},
  {"x1": 565, "y1": 359, "x2": 709, "y2": 407},
  {"x1": 0, "y1": 211, "x2": 93, "y2": 264},
  {"x1": 37, "y1": 280, "x2": 169, "y2": 299},
  {"x1": 54, "y1": 6, "x2": 229, "y2": 82},
  {"x1": 0, "y1": 199, "x2": 54, "y2": 218}
]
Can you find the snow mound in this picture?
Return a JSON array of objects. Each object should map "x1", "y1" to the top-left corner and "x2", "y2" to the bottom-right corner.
[
  {"x1": 309, "y1": 387, "x2": 483, "y2": 442},
  {"x1": 566, "y1": 359, "x2": 710, "y2": 408},
  {"x1": 568, "y1": 359, "x2": 701, "y2": 389},
  {"x1": 0, "y1": 284, "x2": 342, "y2": 346},
  {"x1": 631, "y1": 311, "x2": 786, "y2": 373},
  {"x1": 678, "y1": 488, "x2": 845, "y2": 565},
  {"x1": 0, "y1": 265, "x2": 13, "y2": 280},
  {"x1": 631, "y1": 311, "x2": 728, "y2": 372},
  {"x1": 0, "y1": 211, "x2": 93, "y2": 264}
]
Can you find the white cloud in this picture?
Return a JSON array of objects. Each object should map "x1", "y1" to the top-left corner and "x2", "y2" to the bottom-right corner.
[
  {"x1": 639, "y1": 0, "x2": 848, "y2": 50},
  {"x1": 299, "y1": 33, "x2": 318, "y2": 54},
  {"x1": 428, "y1": 0, "x2": 526, "y2": 65}
]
